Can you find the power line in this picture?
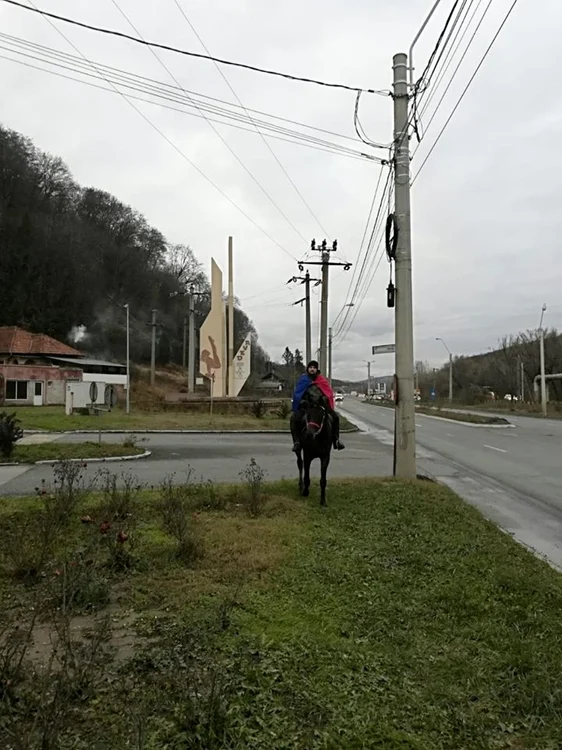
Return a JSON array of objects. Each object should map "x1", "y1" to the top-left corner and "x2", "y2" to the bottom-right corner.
[
  {"x1": 415, "y1": 0, "x2": 494, "y2": 146},
  {"x1": 109, "y1": 0, "x2": 308, "y2": 245},
  {"x1": 1, "y1": 0, "x2": 389, "y2": 95},
  {"x1": 171, "y1": 0, "x2": 332, "y2": 239},
  {"x1": 0, "y1": 31, "x2": 375, "y2": 147},
  {"x1": 0, "y1": 36, "x2": 382, "y2": 162},
  {"x1": 412, "y1": 0, "x2": 520, "y2": 184},
  {"x1": 24, "y1": 0, "x2": 297, "y2": 261}
]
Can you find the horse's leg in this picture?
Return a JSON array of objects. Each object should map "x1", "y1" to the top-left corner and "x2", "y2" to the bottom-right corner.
[
  {"x1": 297, "y1": 450, "x2": 304, "y2": 495},
  {"x1": 302, "y1": 453, "x2": 311, "y2": 497},
  {"x1": 320, "y1": 451, "x2": 331, "y2": 506}
]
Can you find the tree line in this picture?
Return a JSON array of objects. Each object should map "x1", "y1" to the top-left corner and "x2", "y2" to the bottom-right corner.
[
  {"x1": 416, "y1": 329, "x2": 562, "y2": 403},
  {"x1": 0, "y1": 124, "x2": 269, "y2": 372}
]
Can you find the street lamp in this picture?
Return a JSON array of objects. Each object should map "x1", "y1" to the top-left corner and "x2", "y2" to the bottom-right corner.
[
  {"x1": 436, "y1": 337, "x2": 453, "y2": 403},
  {"x1": 539, "y1": 303, "x2": 547, "y2": 417},
  {"x1": 363, "y1": 360, "x2": 375, "y2": 397},
  {"x1": 124, "y1": 303, "x2": 130, "y2": 414}
]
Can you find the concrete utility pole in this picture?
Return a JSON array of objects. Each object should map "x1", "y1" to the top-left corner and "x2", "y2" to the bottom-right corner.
[
  {"x1": 289, "y1": 270, "x2": 320, "y2": 365},
  {"x1": 539, "y1": 303, "x2": 547, "y2": 417},
  {"x1": 436, "y1": 337, "x2": 453, "y2": 403},
  {"x1": 298, "y1": 240, "x2": 351, "y2": 375},
  {"x1": 188, "y1": 293, "x2": 196, "y2": 393},
  {"x1": 182, "y1": 315, "x2": 188, "y2": 370},
  {"x1": 518, "y1": 356, "x2": 524, "y2": 402},
  {"x1": 328, "y1": 327, "x2": 333, "y2": 385},
  {"x1": 392, "y1": 52, "x2": 416, "y2": 478},
  {"x1": 227, "y1": 236, "x2": 235, "y2": 397},
  {"x1": 363, "y1": 360, "x2": 374, "y2": 396},
  {"x1": 149, "y1": 308, "x2": 157, "y2": 387}
]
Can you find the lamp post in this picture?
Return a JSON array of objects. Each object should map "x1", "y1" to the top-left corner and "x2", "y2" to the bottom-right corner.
[{"x1": 436, "y1": 337, "x2": 453, "y2": 403}]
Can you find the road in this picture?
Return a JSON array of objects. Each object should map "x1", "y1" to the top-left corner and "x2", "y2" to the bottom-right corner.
[
  {"x1": 341, "y1": 398, "x2": 562, "y2": 568},
  {"x1": 1, "y1": 400, "x2": 561, "y2": 567}
]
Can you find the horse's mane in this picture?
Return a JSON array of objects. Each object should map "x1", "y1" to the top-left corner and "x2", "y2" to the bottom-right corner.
[{"x1": 303, "y1": 383, "x2": 326, "y2": 406}]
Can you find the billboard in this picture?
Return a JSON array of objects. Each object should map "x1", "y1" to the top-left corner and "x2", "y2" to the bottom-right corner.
[
  {"x1": 231, "y1": 337, "x2": 251, "y2": 397},
  {"x1": 199, "y1": 259, "x2": 226, "y2": 397}
]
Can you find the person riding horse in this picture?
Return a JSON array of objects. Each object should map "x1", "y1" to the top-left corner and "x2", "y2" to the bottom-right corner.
[{"x1": 291, "y1": 360, "x2": 345, "y2": 453}]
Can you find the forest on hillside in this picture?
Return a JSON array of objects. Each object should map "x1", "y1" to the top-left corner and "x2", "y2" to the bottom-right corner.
[
  {"x1": 0, "y1": 124, "x2": 269, "y2": 375},
  {"x1": 418, "y1": 330, "x2": 562, "y2": 403}
]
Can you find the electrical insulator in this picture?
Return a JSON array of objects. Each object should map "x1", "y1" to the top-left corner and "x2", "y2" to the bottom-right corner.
[{"x1": 387, "y1": 281, "x2": 395, "y2": 308}]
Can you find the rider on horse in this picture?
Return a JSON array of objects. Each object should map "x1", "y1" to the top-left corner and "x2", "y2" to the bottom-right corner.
[{"x1": 291, "y1": 360, "x2": 345, "y2": 453}]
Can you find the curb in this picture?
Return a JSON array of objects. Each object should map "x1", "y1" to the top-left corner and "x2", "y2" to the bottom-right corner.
[
  {"x1": 23, "y1": 427, "x2": 359, "y2": 436},
  {"x1": 1, "y1": 450, "x2": 152, "y2": 467}
]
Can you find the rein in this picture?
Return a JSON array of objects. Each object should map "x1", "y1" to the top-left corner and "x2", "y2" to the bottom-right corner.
[{"x1": 304, "y1": 405, "x2": 325, "y2": 435}]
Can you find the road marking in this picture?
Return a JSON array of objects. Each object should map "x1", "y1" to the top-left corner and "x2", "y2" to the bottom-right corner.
[
  {"x1": 415, "y1": 423, "x2": 422, "y2": 428},
  {"x1": 484, "y1": 444, "x2": 507, "y2": 453},
  {"x1": 446, "y1": 433, "x2": 454, "y2": 437}
]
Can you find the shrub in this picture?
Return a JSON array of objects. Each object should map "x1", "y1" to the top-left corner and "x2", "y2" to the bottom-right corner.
[
  {"x1": 156, "y1": 478, "x2": 204, "y2": 565},
  {"x1": 250, "y1": 400, "x2": 268, "y2": 419},
  {"x1": 0, "y1": 411, "x2": 23, "y2": 459},
  {"x1": 274, "y1": 400, "x2": 291, "y2": 419}
]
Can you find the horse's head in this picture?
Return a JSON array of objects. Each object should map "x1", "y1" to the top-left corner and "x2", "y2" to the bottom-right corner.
[{"x1": 302, "y1": 399, "x2": 326, "y2": 439}]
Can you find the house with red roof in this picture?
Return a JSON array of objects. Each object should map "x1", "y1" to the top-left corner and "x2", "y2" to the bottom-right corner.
[{"x1": 0, "y1": 327, "x2": 126, "y2": 406}]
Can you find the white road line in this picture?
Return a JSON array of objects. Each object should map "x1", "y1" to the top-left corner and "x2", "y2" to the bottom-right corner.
[
  {"x1": 415, "y1": 423, "x2": 422, "y2": 428},
  {"x1": 484, "y1": 444, "x2": 507, "y2": 453}
]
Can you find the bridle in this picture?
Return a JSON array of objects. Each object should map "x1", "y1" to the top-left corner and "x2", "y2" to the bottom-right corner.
[{"x1": 304, "y1": 403, "x2": 325, "y2": 435}]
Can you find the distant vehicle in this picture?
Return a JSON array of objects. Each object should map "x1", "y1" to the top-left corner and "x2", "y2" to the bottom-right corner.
[
  {"x1": 335, "y1": 391, "x2": 344, "y2": 402},
  {"x1": 504, "y1": 394, "x2": 518, "y2": 401},
  {"x1": 350, "y1": 390, "x2": 358, "y2": 397}
]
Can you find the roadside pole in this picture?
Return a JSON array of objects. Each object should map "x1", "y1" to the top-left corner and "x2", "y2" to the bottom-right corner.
[
  {"x1": 305, "y1": 271, "x2": 312, "y2": 364},
  {"x1": 328, "y1": 327, "x2": 333, "y2": 386},
  {"x1": 149, "y1": 308, "x2": 157, "y2": 387},
  {"x1": 125, "y1": 303, "x2": 130, "y2": 414},
  {"x1": 188, "y1": 294, "x2": 196, "y2": 393},
  {"x1": 540, "y1": 327, "x2": 547, "y2": 417},
  {"x1": 392, "y1": 52, "x2": 416, "y2": 477}
]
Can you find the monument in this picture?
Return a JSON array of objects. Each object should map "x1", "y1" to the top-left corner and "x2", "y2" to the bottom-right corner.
[{"x1": 199, "y1": 238, "x2": 251, "y2": 397}]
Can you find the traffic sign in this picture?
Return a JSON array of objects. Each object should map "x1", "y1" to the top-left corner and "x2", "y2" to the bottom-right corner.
[
  {"x1": 89, "y1": 382, "x2": 98, "y2": 403},
  {"x1": 372, "y1": 343, "x2": 395, "y2": 355}
]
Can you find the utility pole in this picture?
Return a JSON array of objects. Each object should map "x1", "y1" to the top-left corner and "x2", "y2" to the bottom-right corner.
[
  {"x1": 298, "y1": 240, "x2": 351, "y2": 374},
  {"x1": 149, "y1": 308, "x2": 157, "y2": 387},
  {"x1": 227, "y1": 236, "x2": 235, "y2": 397},
  {"x1": 539, "y1": 303, "x2": 547, "y2": 417},
  {"x1": 289, "y1": 270, "x2": 321, "y2": 364},
  {"x1": 124, "y1": 303, "x2": 130, "y2": 414},
  {"x1": 188, "y1": 293, "x2": 196, "y2": 393},
  {"x1": 520, "y1": 357, "x2": 525, "y2": 402},
  {"x1": 328, "y1": 327, "x2": 333, "y2": 386},
  {"x1": 393, "y1": 52, "x2": 416, "y2": 477},
  {"x1": 182, "y1": 315, "x2": 188, "y2": 370},
  {"x1": 363, "y1": 360, "x2": 373, "y2": 396}
]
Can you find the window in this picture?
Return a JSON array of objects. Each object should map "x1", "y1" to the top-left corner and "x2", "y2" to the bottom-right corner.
[{"x1": 6, "y1": 380, "x2": 28, "y2": 400}]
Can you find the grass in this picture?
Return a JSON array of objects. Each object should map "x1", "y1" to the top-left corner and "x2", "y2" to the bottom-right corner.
[
  {"x1": 8, "y1": 405, "x2": 356, "y2": 433},
  {"x1": 416, "y1": 407, "x2": 510, "y2": 425},
  {"x1": 2, "y1": 441, "x2": 146, "y2": 464},
  {"x1": 365, "y1": 400, "x2": 511, "y2": 425},
  {"x1": 2, "y1": 475, "x2": 562, "y2": 748}
]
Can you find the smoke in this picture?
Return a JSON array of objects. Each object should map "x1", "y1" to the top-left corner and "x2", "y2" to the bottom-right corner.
[{"x1": 69, "y1": 325, "x2": 87, "y2": 344}]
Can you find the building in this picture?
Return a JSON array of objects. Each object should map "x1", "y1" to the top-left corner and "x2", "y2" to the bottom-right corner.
[{"x1": 0, "y1": 327, "x2": 126, "y2": 406}]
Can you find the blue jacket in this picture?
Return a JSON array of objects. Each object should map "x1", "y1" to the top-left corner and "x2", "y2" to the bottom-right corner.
[{"x1": 292, "y1": 373, "x2": 312, "y2": 412}]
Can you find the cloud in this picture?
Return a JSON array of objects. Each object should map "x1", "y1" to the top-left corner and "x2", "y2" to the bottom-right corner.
[{"x1": 1, "y1": 0, "x2": 561, "y2": 380}]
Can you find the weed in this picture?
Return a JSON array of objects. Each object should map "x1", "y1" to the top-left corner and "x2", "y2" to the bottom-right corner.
[
  {"x1": 250, "y1": 400, "x2": 268, "y2": 419},
  {"x1": 238, "y1": 458, "x2": 267, "y2": 516},
  {"x1": 121, "y1": 433, "x2": 147, "y2": 451},
  {"x1": 0, "y1": 411, "x2": 23, "y2": 459},
  {"x1": 98, "y1": 469, "x2": 142, "y2": 521}
]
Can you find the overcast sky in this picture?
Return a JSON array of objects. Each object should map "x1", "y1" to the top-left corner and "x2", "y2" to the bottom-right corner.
[{"x1": 1, "y1": 0, "x2": 561, "y2": 380}]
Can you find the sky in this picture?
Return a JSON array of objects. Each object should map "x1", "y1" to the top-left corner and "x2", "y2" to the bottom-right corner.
[{"x1": 1, "y1": 0, "x2": 561, "y2": 381}]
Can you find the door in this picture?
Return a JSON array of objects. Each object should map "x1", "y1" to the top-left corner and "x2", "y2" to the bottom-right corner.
[{"x1": 33, "y1": 381, "x2": 44, "y2": 407}]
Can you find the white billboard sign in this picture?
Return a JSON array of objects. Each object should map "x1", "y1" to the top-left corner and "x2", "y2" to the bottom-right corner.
[{"x1": 372, "y1": 343, "x2": 395, "y2": 355}]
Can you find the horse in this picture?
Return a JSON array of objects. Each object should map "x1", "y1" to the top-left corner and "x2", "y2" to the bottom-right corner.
[{"x1": 292, "y1": 386, "x2": 333, "y2": 506}]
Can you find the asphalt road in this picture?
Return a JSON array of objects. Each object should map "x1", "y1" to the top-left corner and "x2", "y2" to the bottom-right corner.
[
  {"x1": 341, "y1": 398, "x2": 562, "y2": 568},
  {"x1": 1, "y1": 400, "x2": 561, "y2": 567}
]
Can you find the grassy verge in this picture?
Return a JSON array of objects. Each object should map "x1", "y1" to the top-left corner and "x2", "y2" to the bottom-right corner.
[
  {"x1": 365, "y1": 400, "x2": 511, "y2": 425},
  {"x1": 2, "y1": 473, "x2": 562, "y2": 748},
  {"x1": 416, "y1": 407, "x2": 510, "y2": 425},
  {"x1": 2, "y1": 441, "x2": 146, "y2": 464},
  {"x1": 8, "y1": 406, "x2": 356, "y2": 433}
]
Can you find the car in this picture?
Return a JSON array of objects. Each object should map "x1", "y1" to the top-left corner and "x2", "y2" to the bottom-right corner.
[{"x1": 335, "y1": 391, "x2": 344, "y2": 402}]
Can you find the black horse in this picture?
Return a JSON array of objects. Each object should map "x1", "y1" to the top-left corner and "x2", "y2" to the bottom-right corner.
[{"x1": 292, "y1": 386, "x2": 333, "y2": 506}]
